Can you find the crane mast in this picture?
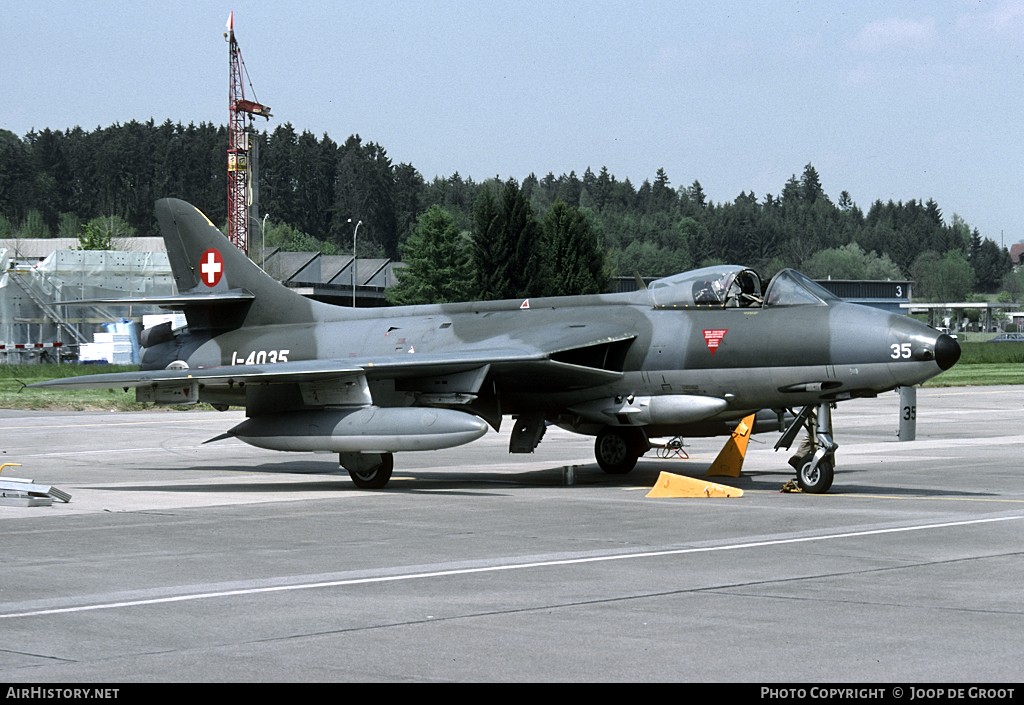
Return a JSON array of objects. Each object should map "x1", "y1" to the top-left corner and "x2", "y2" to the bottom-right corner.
[{"x1": 224, "y1": 12, "x2": 271, "y2": 254}]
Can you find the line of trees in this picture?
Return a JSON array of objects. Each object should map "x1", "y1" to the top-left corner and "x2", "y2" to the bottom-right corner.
[{"x1": 1, "y1": 120, "x2": 1017, "y2": 304}]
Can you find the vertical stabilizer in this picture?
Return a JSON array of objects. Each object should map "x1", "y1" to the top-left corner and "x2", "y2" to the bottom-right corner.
[{"x1": 155, "y1": 198, "x2": 330, "y2": 327}]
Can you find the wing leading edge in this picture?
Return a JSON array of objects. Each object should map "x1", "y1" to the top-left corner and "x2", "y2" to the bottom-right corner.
[{"x1": 28, "y1": 341, "x2": 630, "y2": 394}]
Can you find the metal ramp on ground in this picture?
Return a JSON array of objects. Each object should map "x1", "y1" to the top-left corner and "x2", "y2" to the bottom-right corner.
[{"x1": 0, "y1": 464, "x2": 71, "y2": 507}]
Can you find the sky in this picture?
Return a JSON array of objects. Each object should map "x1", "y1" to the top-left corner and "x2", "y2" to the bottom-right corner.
[{"x1": 3, "y1": 0, "x2": 1024, "y2": 247}]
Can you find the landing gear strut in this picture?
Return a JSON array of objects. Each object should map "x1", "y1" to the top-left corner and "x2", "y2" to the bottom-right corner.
[{"x1": 776, "y1": 404, "x2": 838, "y2": 494}]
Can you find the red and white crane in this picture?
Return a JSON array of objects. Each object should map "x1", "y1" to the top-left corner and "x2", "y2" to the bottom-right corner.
[{"x1": 224, "y1": 11, "x2": 271, "y2": 254}]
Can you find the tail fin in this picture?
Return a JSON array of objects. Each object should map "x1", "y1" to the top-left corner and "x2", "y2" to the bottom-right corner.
[{"x1": 156, "y1": 198, "x2": 330, "y2": 328}]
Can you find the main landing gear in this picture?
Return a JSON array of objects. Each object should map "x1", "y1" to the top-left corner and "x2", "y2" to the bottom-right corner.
[
  {"x1": 776, "y1": 404, "x2": 838, "y2": 494},
  {"x1": 340, "y1": 452, "x2": 394, "y2": 489},
  {"x1": 594, "y1": 427, "x2": 649, "y2": 475}
]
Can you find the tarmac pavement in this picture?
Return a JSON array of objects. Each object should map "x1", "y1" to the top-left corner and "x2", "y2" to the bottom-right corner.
[{"x1": 0, "y1": 386, "x2": 1022, "y2": 682}]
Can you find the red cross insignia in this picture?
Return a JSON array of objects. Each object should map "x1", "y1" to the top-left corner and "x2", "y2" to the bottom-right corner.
[{"x1": 200, "y1": 248, "x2": 224, "y2": 287}]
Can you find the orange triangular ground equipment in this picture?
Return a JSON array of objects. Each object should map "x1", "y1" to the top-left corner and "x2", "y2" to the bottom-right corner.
[
  {"x1": 705, "y1": 413, "x2": 755, "y2": 478},
  {"x1": 646, "y1": 471, "x2": 743, "y2": 498}
]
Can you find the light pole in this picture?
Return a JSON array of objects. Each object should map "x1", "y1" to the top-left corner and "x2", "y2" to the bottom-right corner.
[{"x1": 348, "y1": 218, "x2": 362, "y2": 307}]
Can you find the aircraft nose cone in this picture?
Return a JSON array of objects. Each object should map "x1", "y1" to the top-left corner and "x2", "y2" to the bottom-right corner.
[{"x1": 935, "y1": 333, "x2": 961, "y2": 371}]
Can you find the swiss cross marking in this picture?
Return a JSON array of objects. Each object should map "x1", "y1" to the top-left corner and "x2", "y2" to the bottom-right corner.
[
  {"x1": 703, "y1": 329, "x2": 728, "y2": 354},
  {"x1": 200, "y1": 248, "x2": 224, "y2": 287}
]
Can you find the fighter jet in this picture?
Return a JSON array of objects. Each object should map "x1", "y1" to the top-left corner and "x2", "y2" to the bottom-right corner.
[{"x1": 31, "y1": 199, "x2": 960, "y2": 493}]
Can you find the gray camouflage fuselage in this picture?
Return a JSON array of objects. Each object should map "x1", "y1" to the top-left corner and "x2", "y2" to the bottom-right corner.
[
  {"x1": 144, "y1": 267, "x2": 953, "y2": 430},
  {"x1": 33, "y1": 199, "x2": 960, "y2": 489}
]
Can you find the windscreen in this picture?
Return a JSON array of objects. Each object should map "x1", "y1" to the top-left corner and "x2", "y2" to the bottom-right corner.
[{"x1": 763, "y1": 269, "x2": 837, "y2": 307}]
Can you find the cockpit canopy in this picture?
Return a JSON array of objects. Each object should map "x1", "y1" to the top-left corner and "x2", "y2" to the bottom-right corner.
[
  {"x1": 648, "y1": 265, "x2": 763, "y2": 308},
  {"x1": 648, "y1": 266, "x2": 837, "y2": 309}
]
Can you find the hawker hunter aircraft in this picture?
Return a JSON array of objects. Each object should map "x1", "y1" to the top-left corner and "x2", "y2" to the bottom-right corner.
[{"x1": 32, "y1": 199, "x2": 960, "y2": 492}]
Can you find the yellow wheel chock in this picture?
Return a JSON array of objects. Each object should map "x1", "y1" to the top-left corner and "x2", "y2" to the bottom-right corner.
[{"x1": 705, "y1": 413, "x2": 755, "y2": 478}]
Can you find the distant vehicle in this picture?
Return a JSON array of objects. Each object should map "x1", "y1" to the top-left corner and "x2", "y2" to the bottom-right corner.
[{"x1": 987, "y1": 332, "x2": 1024, "y2": 342}]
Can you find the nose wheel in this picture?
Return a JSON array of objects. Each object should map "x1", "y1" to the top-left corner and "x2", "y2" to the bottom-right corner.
[
  {"x1": 777, "y1": 404, "x2": 839, "y2": 494},
  {"x1": 797, "y1": 458, "x2": 834, "y2": 494}
]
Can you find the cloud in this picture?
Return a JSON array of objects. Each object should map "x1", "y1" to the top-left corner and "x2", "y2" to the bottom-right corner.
[
  {"x1": 956, "y1": 0, "x2": 1024, "y2": 39},
  {"x1": 852, "y1": 17, "x2": 937, "y2": 52}
]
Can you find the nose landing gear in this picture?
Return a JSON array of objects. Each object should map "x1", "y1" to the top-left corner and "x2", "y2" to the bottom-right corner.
[{"x1": 777, "y1": 404, "x2": 838, "y2": 494}]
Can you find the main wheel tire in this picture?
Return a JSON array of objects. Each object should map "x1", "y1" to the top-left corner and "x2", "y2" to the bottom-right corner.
[
  {"x1": 797, "y1": 458, "x2": 834, "y2": 494},
  {"x1": 347, "y1": 453, "x2": 394, "y2": 489},
  {"x1": 595, "y1": 428, "x2": 638, "y2": 475}
]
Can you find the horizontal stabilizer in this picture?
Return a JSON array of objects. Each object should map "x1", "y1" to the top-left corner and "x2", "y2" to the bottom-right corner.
[{"x1": 53, "y1": 290, "x2": 255, "y2": 308}]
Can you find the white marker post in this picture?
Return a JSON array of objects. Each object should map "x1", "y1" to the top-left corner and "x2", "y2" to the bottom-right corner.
[{"x1": 898, "y1": 385, "x2": 917, "y2": 441}]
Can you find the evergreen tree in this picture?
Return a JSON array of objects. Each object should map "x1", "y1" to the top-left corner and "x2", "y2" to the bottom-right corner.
[
  {"x1": 0, "y1": 129, "x2": 32, "y2": 225},
  {"x1": 471, "y1": 185, "x2": 502, "y2": 300},
  {"x1": 594, "y1": 166, "x2": 613, "y2": 212},
  {"x1": 687, "y1": 180, "x2": 706, "y2": 208},
  {"x1": 494, "y1": 178, "x2": 549, "y2": 299},
  {"x1": 800, "y1": 163, "x2": 824, "y2": 204},
  {"x1": 971, "y1": 236, "x2": 1012, "y2": 293},
  {"x1": 650, "y1": 168, "x2": 675, "y2": 213},
  {"x1": 331, "y1": 134, "x2": 398, "y2": 258},
  {"x1": 393, "y1": 162, "x2": 427, "y2": 247},
  {"x1": 387, "y1": 205, "x2": 472, "y2": 305},
  {"x1": 781, "y1": 174, "x2": 802, "y2": 203},
  {"x1": 262, "y1": 123, "x2": 299, "y2": 232},
  {"x1": 544, "y1": 199, "x2": 608, "y2": 296},
  {"x1": 290, "y1": 130, "x2": 337, "y2": 245},
  {"x1": 5, "y1": 122, "x2": 1019, "y2": 303}
]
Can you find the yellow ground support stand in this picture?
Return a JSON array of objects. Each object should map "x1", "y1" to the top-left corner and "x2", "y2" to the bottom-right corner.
[
  {"x1": 705, "y1": 413, "x2": 755, "y2": 478},
  {"x1": 646, "y1": 471, "x2": 743, "y2": 498}
]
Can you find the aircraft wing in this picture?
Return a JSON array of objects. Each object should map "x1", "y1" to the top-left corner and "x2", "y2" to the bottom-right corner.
[
  {"x1": 28, "y1": 342, "x2": 629, "y2": 393},
  {"x1": 27, "y1": 359, "x2": 365, "y2": 390}
]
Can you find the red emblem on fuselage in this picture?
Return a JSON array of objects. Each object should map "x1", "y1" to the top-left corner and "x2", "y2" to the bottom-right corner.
[{"x1": 200, "y1": 248, "x2": 224, "y2": 287}]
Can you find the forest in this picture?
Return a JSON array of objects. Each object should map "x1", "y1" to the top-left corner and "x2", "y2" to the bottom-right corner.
[{"x1": 0, "y1": 119, "x2": 1018, "y2": 304}]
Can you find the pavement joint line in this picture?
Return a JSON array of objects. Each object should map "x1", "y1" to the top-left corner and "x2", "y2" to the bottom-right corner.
[
  {"x1": 0, "y1": 417, "x2": 244, "y2": 431},
  {"x1": 1, "y1": 514, "x2": 1019, "y2": 621}
]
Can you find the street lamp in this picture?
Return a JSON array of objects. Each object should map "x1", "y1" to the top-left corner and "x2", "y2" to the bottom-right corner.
[{"x1": 348, "y1": 218, "x2": 362, "y2": 307}]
